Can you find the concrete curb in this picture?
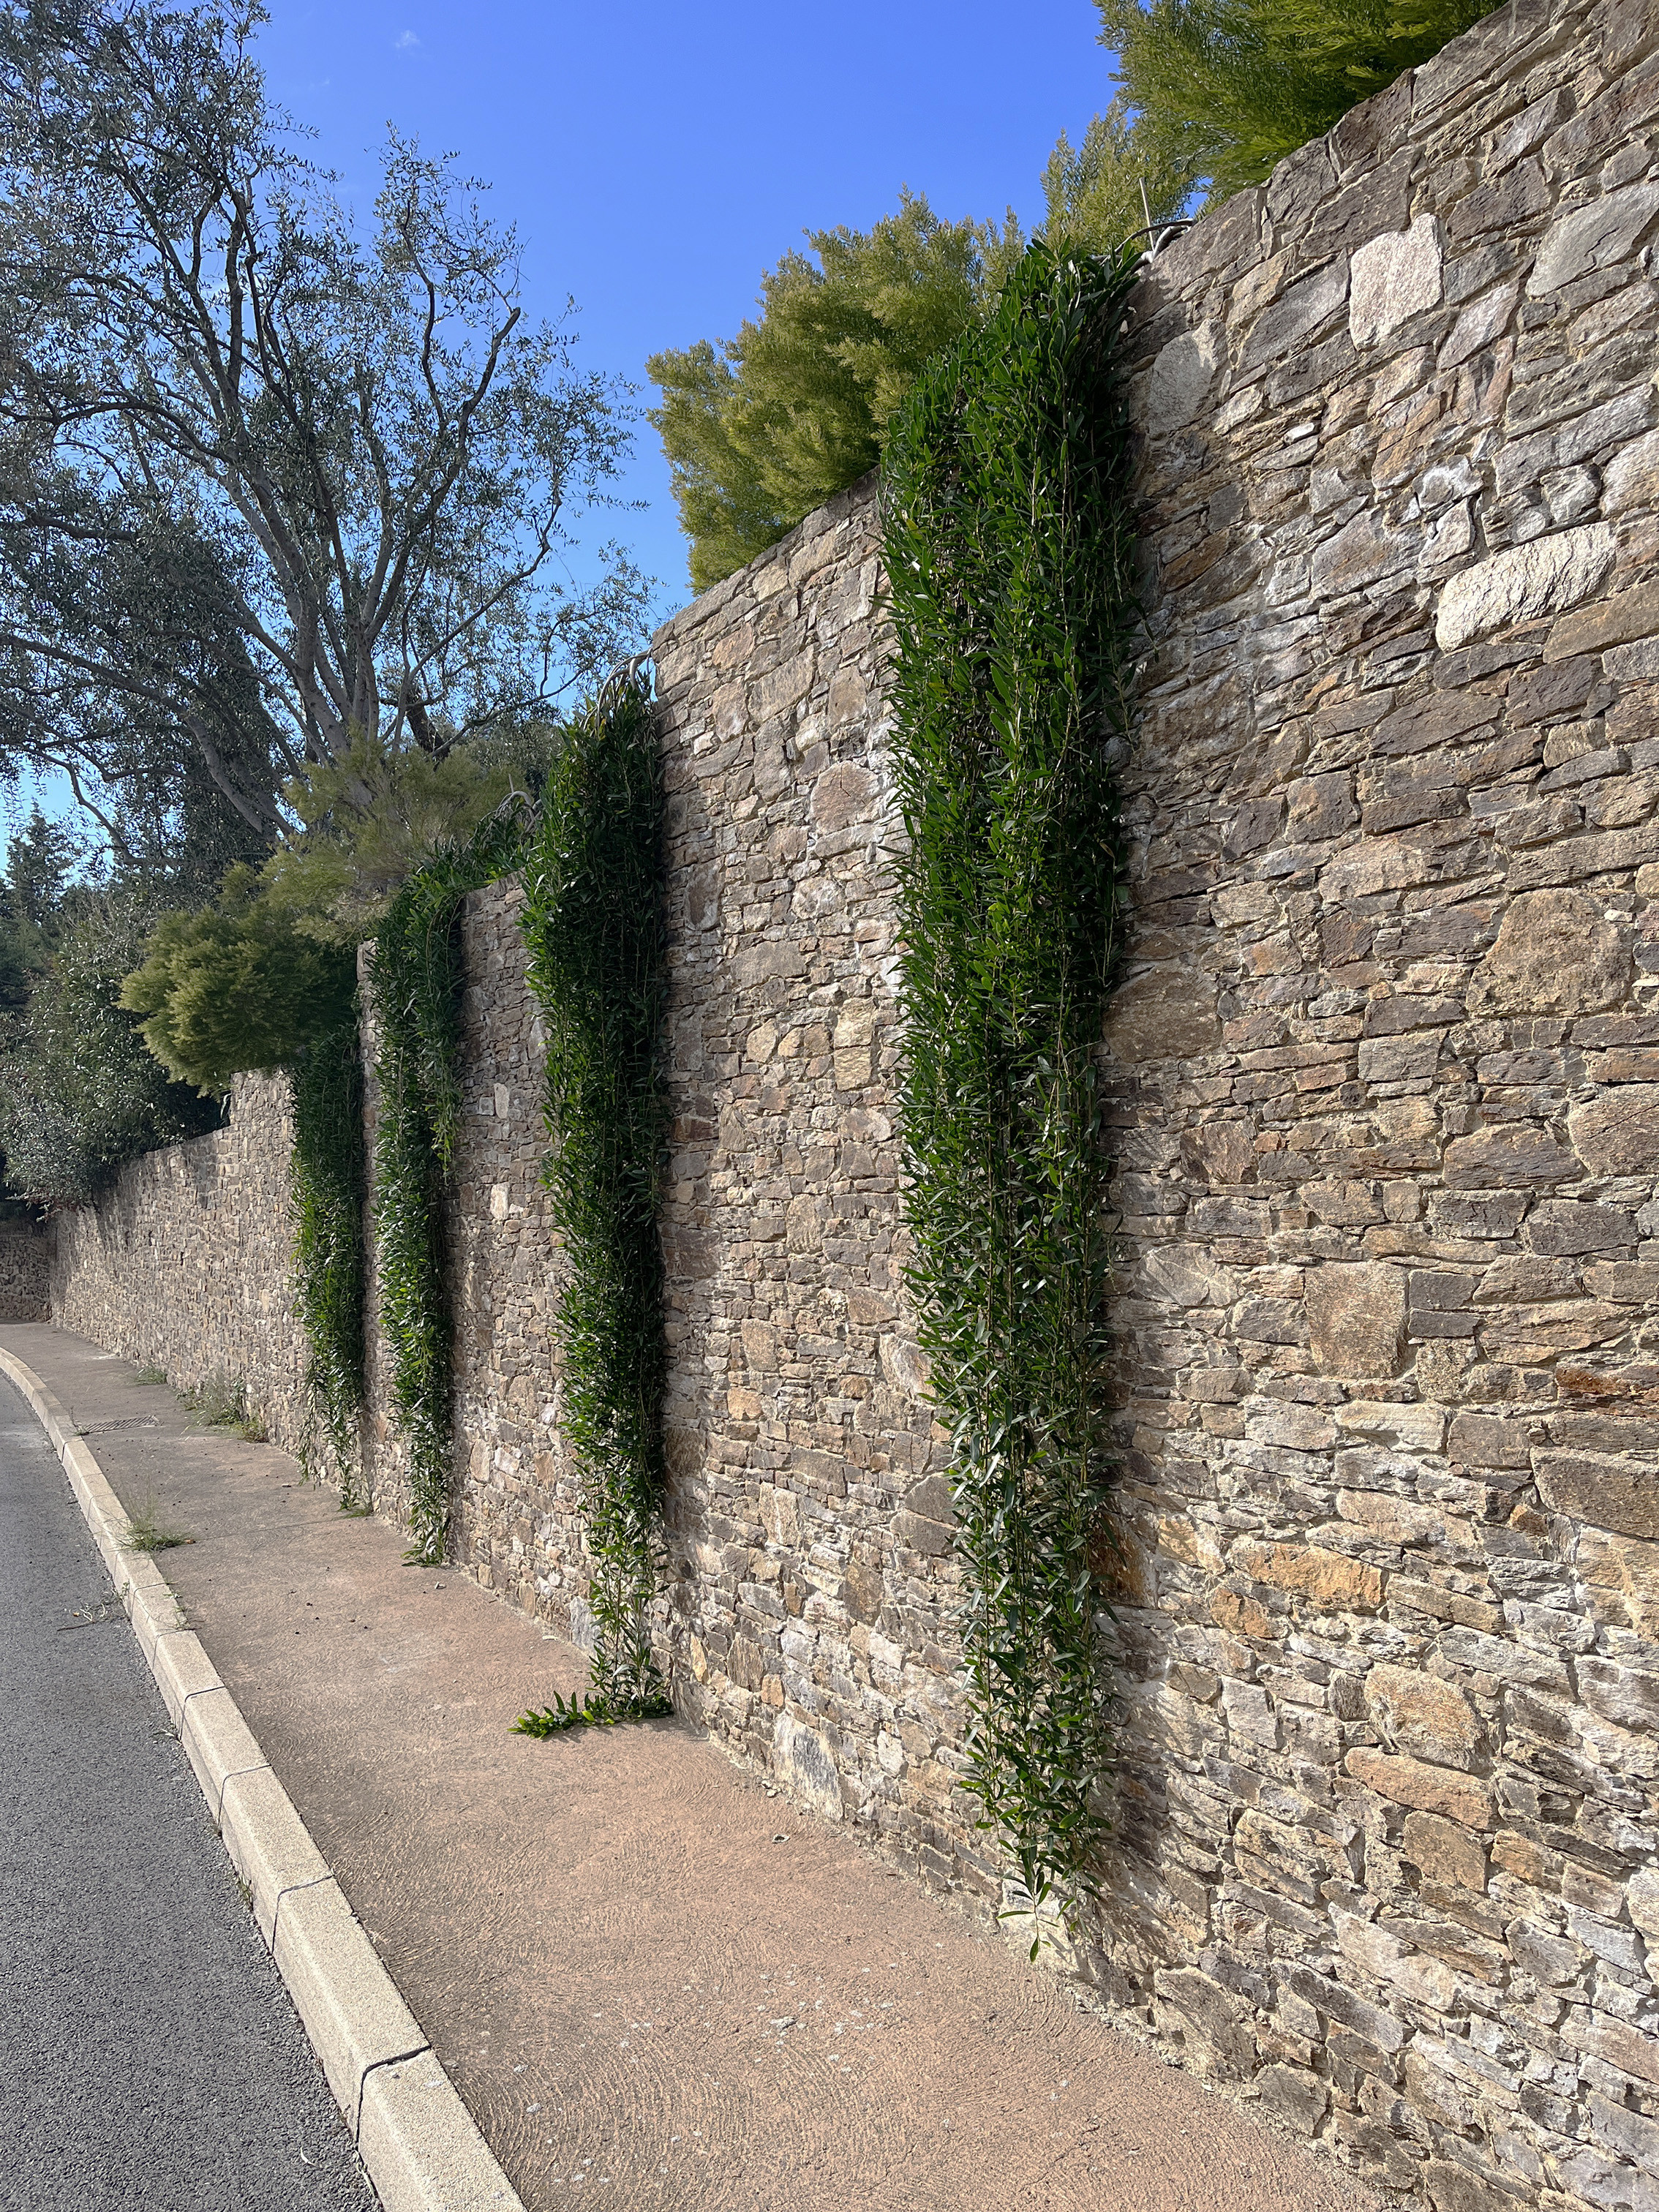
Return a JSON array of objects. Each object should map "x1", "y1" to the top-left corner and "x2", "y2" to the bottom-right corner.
[{"x1": 0, "y1": 1344, "x2": 525, "y2": 2212}]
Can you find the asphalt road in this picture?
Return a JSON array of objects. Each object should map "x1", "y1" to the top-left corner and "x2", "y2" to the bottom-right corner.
[{"x1": 0, "y1": 1372, "x2": 375, "y2": 2212}]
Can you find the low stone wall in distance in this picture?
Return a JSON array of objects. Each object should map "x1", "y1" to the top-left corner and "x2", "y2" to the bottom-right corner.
[
  {"x1": 49, "y1": 1075, "x2": 310, "y2": 1448},
  {"x1": 0, "y1": 1224, "x2": 50, "y2": 1320}
]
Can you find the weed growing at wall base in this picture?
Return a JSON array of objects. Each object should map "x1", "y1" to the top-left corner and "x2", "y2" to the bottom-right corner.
[
  {"x1": 519, "y1": 672, "x2": 672, "y2": 1724},
  {"x1": 883, "y1": 240, "x2": 1140, "y2": 1941},
  {"x1": 369, "y1": 806, "x2": 529, "y2": 1565}
]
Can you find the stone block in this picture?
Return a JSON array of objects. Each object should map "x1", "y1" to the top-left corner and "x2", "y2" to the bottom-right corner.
[
  {"x1": 1628, "y1": 1867, "x2": 1659, "y2": 1948},
  {"x1": 1346, "y1": 1746, "x2": 1491, "y2": 1827},
  {"x1": 357, "y1": 2053, "x2": 526, "y2": 2212},
  {"x1": 1442, "y1": 1124, "x2": 1579, "y2": 1188},
  {"x1": 178, "y1": 1686, "x2": 268, "y2": 1826},
  {"x1": 1468, "y1": 889, "x2": 1631, "y2": 1016},
  {"x1": 1365, "y1": 1663, "x2": 1482, "y2": 1769},
  {"x1": 878, "y1": 1335, "x2": 928, "y2": 1397},
  {"x1": 1238, "y1": 256, "x2": 1350, "y2": 367},
  {"x1": 1257, "y1": 2062, "x2": 1328, "y2": 2134},
  {"x1": 1233, "y1": 1539, "x2": 1385, "y2": 1611},
  {"x1": 272, "y1": 1877, "x2": 428, "y2": 2132},
  {"x1": 1435, "y1": 523, "x2": 1616, "y2": 651},
  {"x1": 1545, "y1": 579, "x2": 1659, "y2": 663},
  {"x1": 151, "y1": 1628, "x2": 222, "y2": 1732},
  {"x1": 1402, "y1": 1810, "x2": 1486, "y2": 1891},
  {"x1": 1528, "y1": 179, "x2": 1659, "y2": 294},
  {"x1": 1569, "y1": 1088, "x2": 1659, "y2": 1177},
  {"x1": 1537, "y1": 1452, "x2": 1659, "y2": 1539},
  {"x1": 1146, "y1": 323, "x2": 1220, "y2": 432},
  {"x1": 1350, "y1": 215, "x2": 1442, "y2": 346},
  {"x1": 808, "y1": 762, "x2": 877, "y2": 830},
  {"x1": 1306, "y1": 1263, "x2": 1407, "y2": 1377},
  {"x1": 220, "y1": 1764, "x2": 332, "y2": 1948},
  {"x1": 1577, "y1": 1526, "x2": 1659, "y2": 1639},
  {"x1": 1424, "y1": 2159, "x2": 1523, "y2": 2212},
  {"x1": 1335, "y1": 1399, "x2": 1446, "y2": 1453},
  {"x1": 772, "y1": 1712, "x2": 843, "y2": 1821},
  {"x1": 1104, "y1": 963, "x2": 1222, "y2": 1062},
  {"x1": 1589, "y1": 2090, "x2": 1659, "y2": 2178},
  {"x1": 1152, "y1": 1968, "x2": 1255, "y2": 2077}
]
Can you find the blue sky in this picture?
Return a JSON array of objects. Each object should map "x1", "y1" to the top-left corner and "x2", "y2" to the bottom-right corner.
[{"x1": 255, "y1": 0, "x2": 1121, "y2": 625}]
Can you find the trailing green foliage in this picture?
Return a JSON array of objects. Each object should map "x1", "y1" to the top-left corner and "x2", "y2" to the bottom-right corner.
[
  {"x1": 119, "y1": 867, "x2": 356, "y2": 1091},
  {"x1": 882, "y1": 241, "x2": 1140, "y2": 1938},
  {"x1": 519, "y1": 673, "x2": 671, "y2": 1724},
  {"x1": 117, "y1": 863, "x2": 366, "y2": 1504},
  {"x1": 369, "y1": 805, "x2": 528, "y2": 1564},
  {"x1": 290, "y1": 1027, "x2": 369, "y2": 1503},
  {"x1": 1099, "y1": 0, "x2": 1500, "y2": 201},
  {"x1": 648, "y1": 193, "x2": 1018, "y2": 591}
]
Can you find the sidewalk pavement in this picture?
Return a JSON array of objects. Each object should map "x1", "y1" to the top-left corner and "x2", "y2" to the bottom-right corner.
[{"x1": 4, "y1": 1321, "x2": 1380, "y2": 2212}]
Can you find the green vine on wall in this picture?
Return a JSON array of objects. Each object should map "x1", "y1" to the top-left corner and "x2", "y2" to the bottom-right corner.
[
  {"x1": 515, "y1": 672, "x2": 672, "y2": 1733},
  {"x1": 290, "y1": 1024, "x2": 369, "y2": 1505},
  {"x1": 369, "y1": 808, "x2": 528, "y2": 1565},
  {"x1": 881, "y1": 240, "x2": 1141, "y2": 1937}
]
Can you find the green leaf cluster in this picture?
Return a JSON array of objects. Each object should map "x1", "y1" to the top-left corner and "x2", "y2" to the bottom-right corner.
[
  {"x1": 118, "y1": 868, "x2": 356, "y2": 1092},
  {"x1": 648, "y1": 192, "x2": 1016, "y2": 592},
  {"x1": 1098, "y1": 0, "x2": 1501, "y2": 201},
  {"x1": 369, "y1": 803, "x2": 529, "y2": 1565},
  {"x1": 290, "y1": 1031, "x2": 369, "y2": 1505},
  {"x1": 519, "y1": 674, "x2": 670, "y2": 1721},
  {"x1": 883, "y1": 240, "x2": 1141, "y2": 1933},
  {"x1": 513, "y1": 1684, "x2": 673, "y2": 1738},
  {"x1": 0, "y1": 887, "x2": 223, "y2": 1205}
]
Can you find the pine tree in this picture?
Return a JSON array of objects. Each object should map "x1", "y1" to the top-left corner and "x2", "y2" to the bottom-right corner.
[
  {"x1": 1041, "y1": 96, "x2": 1197, "y2": 256},
  {"x1": 648, "y1": 193, "x2": 1017, "y2": 590},
  {"x1": 1097, "y1": 0, "x2": 1502, "y2": 203}
]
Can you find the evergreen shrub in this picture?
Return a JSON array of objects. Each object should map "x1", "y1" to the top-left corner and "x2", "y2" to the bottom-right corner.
[
  {"x1": 882, "y1": 239, "x2": 1140, "y2": 1935},
  {"x1": 516, "y1": 672, "x2": 672, "y2": 1728},
  {"x1": 368, "y1": 806, "x2": 528, "y2": 1563}
]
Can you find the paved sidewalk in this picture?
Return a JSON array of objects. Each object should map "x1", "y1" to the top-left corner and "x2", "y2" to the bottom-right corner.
[
  {"x1": 4, "y1": 1322, "x2": 1380, "y2": 2212},
  {"x1": 0, "y1": 1366, "x2": 371, "y2": 2212}
]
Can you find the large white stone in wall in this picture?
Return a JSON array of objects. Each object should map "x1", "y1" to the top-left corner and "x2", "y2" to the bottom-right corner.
[
  {"x1": 1349, "y1": 216, "x2": 1442, "y2": 347},
  {"x1": 1435, "y1": 522, "x2": 1615, "y2": 650},
  {"x1": 1529, "y1": 179, "x2": 1659, "y2": 296},
  {"x1": 1146, "y1": 323, "x2": 1219, "y2": 433}
]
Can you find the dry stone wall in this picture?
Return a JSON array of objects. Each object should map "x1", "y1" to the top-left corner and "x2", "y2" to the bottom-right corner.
[
  {"x1": 49, "y1": 1075, "x2": 309, "y2": 1442},
  {"x1": 39, "y1": 2, "x2": 1659, "y2": 2202},
  {"x1": 1095, "y1": 3, "x2": 1659, "y2": 2206},
  {"x1": 361, "y1": 484, "x2": 971, "y2": 1879},
  {"x1": 0, "y1": 1224, "x2": 49, "y2": 1320}
]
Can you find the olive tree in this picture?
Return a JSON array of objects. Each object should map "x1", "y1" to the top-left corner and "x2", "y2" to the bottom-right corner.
[{"x1": 0, "y1": 0, "x2": 645, "y2": 843}]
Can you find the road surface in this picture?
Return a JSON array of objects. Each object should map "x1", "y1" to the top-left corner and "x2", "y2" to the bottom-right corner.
[{"x1": 0, "y1": 1370, "x2": 372, "y2": 2212}]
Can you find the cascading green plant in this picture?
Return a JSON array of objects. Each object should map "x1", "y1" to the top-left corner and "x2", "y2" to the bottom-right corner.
[
  {"x1": 368, "y1": 807, "x2": 528, "y2": 1565},
  {"x1": 514, "y1": 672, "x2": 672, "y2": 1734},
  {"x1": 289, "y1": 1023, "x2": 368, "y2": 1505},
  {"x1": 881, "y1": 238, "x2": 1141, "y2": 1939}
]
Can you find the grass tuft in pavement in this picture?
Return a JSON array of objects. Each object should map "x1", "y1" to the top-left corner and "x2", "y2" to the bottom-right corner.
[{"x1": 121, "y1": 1489, "x2": 195, "y2": 1552}]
